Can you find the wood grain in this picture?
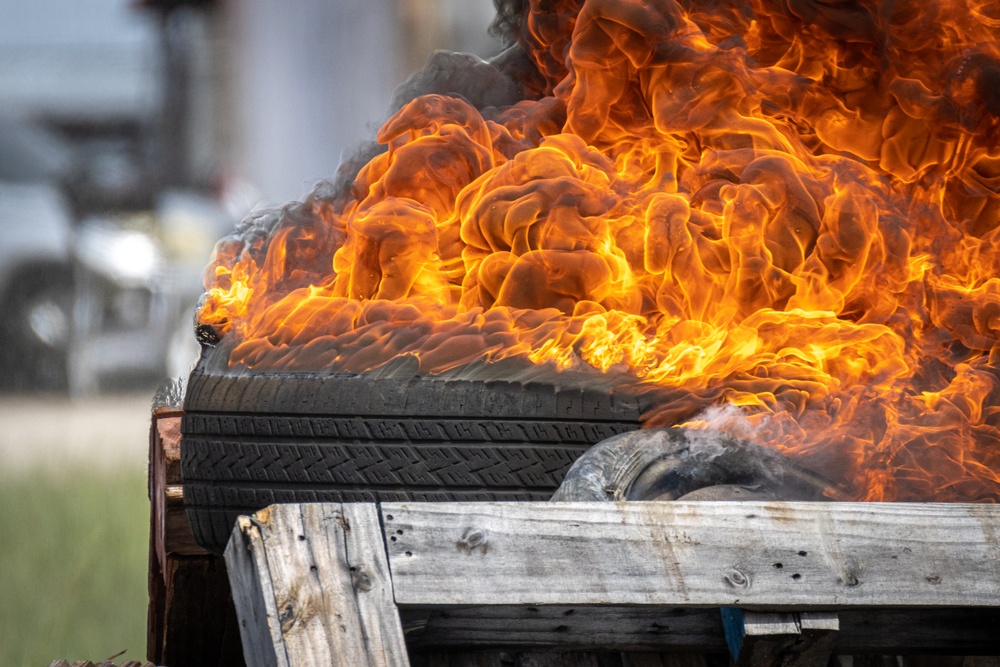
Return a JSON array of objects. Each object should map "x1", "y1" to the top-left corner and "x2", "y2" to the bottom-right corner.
[
  {"x1": 341, "y1": 504, "x2": 412, "y2": 666},
  {"x1": 225, "y1": 500, "x2": 1000, "y2": 661},
  {"x1": 147, "y1": 407, "x2": 239, "y2": 666},
  {"x1": 723, "y1": 609, "x2": 838, "y2": 666},
  {"x1": 227, "y1": 514, "x2": 286, "y2": 667},
  {"x1": 150, "y1": 413, "x2": 209, "y2": 563},
  {"x1": 381, "y1": 501, "x2": 1000, "y2": 608},
  {"x1": 225, "y1": 503, "x2": 410, "y2": 667},
  {"x1": 400, "y1": 605, "x2": 1000, "y2": 653},
  {"x1": 400, "y1": 605, "x2": 725, "y2": 651}
]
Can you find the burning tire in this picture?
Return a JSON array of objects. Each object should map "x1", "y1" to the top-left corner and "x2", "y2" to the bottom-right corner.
[
  {"x1": 182, "y1": 366, "x2": 643, "y2": 552},
  {"x1": 552, "y1": 428, "x2": 838, "y2": 502}
]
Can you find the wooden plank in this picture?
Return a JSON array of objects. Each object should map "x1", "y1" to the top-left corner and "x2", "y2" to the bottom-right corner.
[
  {"x1": 154, "y1": 555, "x2": 243, "y2": 666},
  {"x1": 380, "y1": 501, "x2": 1000, "y2": 608},
  {"x1": 722, "y1": 609, "x2": 837, "y2": 666},
  {"x1": 341, "y1": 504, "x2": 412, "y2": 665},
  {"x1": 400, "y1": 605, "x2": 1000, "y2": 653},
  {"x1": 834, "y1": 609, "x2": 1000, "y2": 653},
  {"x1": 162, "y1": 486, "x2": 207, "y2": 556},
  {"x1": 513, "y1": 654, "x2": 600, "y2": 667},
  {"x1": 400, "y1": 605, "x2": 726, "y2": 651},
  {"x1": 147, "y1": 407, "x2": 239, "y2": 666},
  {"x1": 795, "y1": 613, "x2": 838, "y2": 666},
  {"x1": 227, "y1": 514, "x2": 286, "y2": 667},
  {"x1": 421, "y1": 654, "x2": 509, "y2": 667},
  {"x1": 417, "y1": 653, "x2": 708, "y2": 667},
  {"x1": 149, "y1": 412, "x2": 176, "y2": 577},
  {"x1": 621, "y1": 655, "x2": 709, "y2": 667},
  {"x1": 226, "y1": 501, "x2": 1000, "y2": 659},
  {"x1": 151, "y1": 409, "x2": 205, "y2": 556},
  {"x1": 48, "y1": 661, "x2": 158, "y2": 667},
  {"x1": 149, "y1": 412, "x2": 209, "y2": 568},
  {"x1": 722, "y1": 608, "x2": 798, "y2": 666},
  {"x1": 225, "y1": 503, "x2": 409, "y2": 667}
]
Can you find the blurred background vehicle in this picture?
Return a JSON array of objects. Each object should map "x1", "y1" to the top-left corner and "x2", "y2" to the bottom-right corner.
[
  {"x1": 0, "y1": 113, "x2": 233, "y2": 394},
  {"x1": 0, "y1": 115, "x2": 76, "y2": 392},
  {"x1": 0, "y1": 0, "x2": 500, "y2": 395}
]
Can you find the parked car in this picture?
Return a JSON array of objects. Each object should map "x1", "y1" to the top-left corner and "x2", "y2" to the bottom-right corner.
[
  {"x1": 68, "y1": 189, "x2": 233, "y2": 393},
  {"x1": 0, "y1": 114, "x2": 233, "y2": 393},
  {"x1": 0, "y1": 115, "x2": 77, "y2": 392}
]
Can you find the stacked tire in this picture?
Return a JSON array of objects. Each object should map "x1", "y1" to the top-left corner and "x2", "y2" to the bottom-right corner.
[{"x1": 181, "y1": 369, "x2": 644, "y2": 552}]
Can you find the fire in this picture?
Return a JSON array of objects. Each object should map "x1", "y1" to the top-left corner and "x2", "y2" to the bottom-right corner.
[{"x1": 198, "y1": 0, "x2": 1000, "y2": 501}]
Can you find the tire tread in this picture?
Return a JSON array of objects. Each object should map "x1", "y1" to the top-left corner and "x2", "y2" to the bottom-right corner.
[{"x1": 182, "y1": 372, "x2": 642, "y2": 552}]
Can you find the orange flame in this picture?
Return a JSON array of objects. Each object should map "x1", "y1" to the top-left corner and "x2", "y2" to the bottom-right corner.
[{"x1": 199, "y1": 0, "x2": 1000, "y2": 501}]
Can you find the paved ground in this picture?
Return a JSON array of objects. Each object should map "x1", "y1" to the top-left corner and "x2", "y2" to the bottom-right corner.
[{"x1": 0, "y1": 392, "x2": 152, "y2": 474}]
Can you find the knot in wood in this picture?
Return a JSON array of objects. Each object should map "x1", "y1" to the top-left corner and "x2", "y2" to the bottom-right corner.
[
  {"x1": 278, "y1": 602, "x2": 298, "y2": 632},
  {"x1": 724, "y1": 568, "x2": 751, "y2": 590},
  {"x1": 279, "y1": 602, "x2": 295, "y2": 629},
  {"x1": 351, "y1": 568, "x2": 374, "y2": 592},
  {"x1": 456, "y1": 527, "x2": 489, "y2": 555}
]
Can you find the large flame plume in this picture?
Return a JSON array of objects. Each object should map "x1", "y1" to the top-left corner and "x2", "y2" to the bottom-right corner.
[{"x1": 199, "y1": 0, "x2": 1000, "y2": 501}]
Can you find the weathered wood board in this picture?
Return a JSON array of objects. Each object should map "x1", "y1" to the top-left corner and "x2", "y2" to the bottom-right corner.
[
  {"x1": 226, "y1": 503, "x2": 409, "y2": 667},
  {"x1": 226, "y1": 501, "x2": 1000, "y2": 665},
  {"x1": 721, "y1": 609, "x2": 839, "y2": 667},
  {"x1": 150, "y1": 413, "x2": 209, "y2": 564},
  {"x1": 400, "y1": 604, "x2": 727, "y2": 652},
  {"x1": 400, "y1": 605, "x2": 1000, "y2": 653},
  {"x1": 146, "y1": 406, "x2": 242, "y2": 666},
  {"x1": 382, "y1": 501, "x2": 1000, "y2": 608}
]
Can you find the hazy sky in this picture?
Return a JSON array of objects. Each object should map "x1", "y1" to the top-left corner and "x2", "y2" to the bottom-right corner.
[
  {"x1": 0, "y1": 0, "x2": 158, "y2": 115},
  {"x1": 0, "y1": 0, "x2": 152, "y2": 47}
]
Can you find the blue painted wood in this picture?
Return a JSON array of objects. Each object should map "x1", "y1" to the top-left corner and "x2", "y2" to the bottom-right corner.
[{"x1": 720, "y1": 606, "x2": 746, "y2": 661}]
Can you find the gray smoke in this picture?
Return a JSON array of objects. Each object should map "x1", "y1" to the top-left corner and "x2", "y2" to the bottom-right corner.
[
  {"x1": 329, "y1": 37, "x2": 544, "y2": 204},
  {"x1": 213, "y1": 0, "x2": 540, "y2": 268}
]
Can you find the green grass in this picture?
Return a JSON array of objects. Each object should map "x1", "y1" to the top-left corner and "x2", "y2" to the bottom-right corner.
[{"x1": 0, "y1": 467, "x2": 149, "y2": 666}]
